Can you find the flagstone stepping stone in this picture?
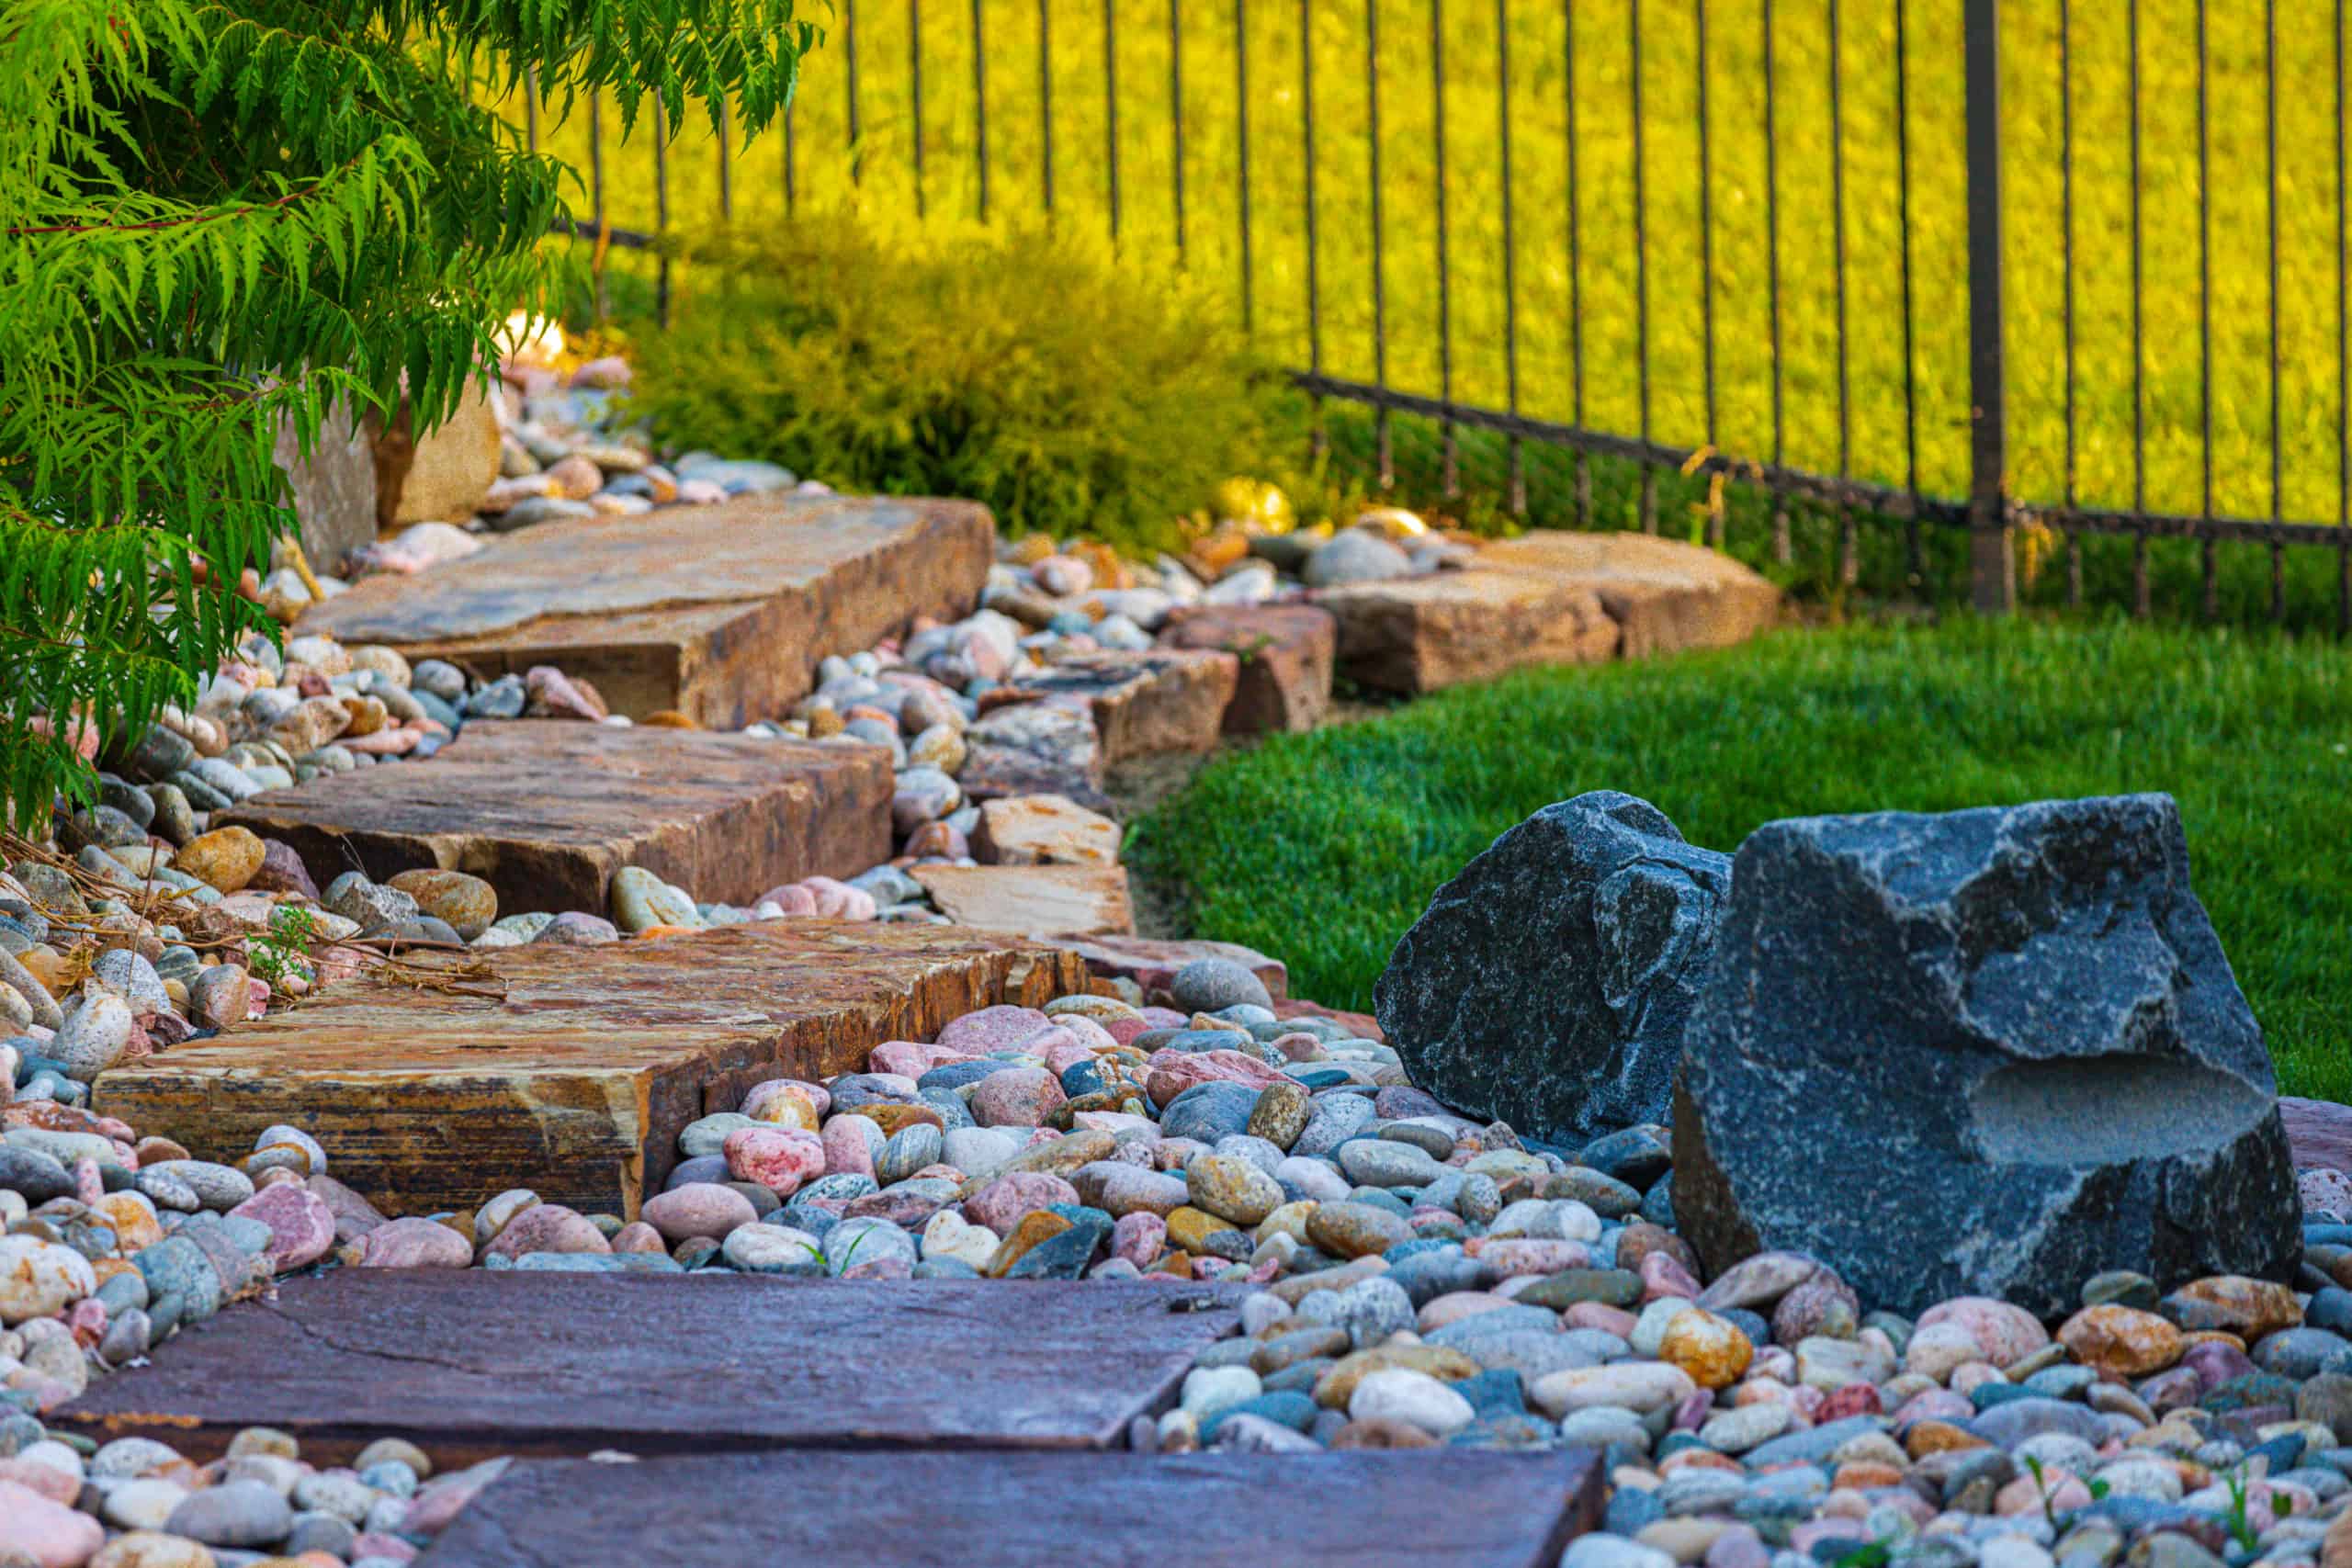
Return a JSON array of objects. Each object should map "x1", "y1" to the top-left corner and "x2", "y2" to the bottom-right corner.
[
  {"x1": 911, "y1": 864, "x2": 1136, "y2": 937},
  {"x1": 54, "y1": 1272, "x2": 1246, "y2": 1466},
  {"x1": 218, "y1": 721, "x2": 891, "y2": 916},
  {"x1": 93, "y1": 923, "x2": 1086, "y2": 1216},
  {"x1": 293, "y1": 494, "x2": 995, "y2": 726},
  {"x1": 1161, "y1": 604, "x2": 1338, "y2": 734},
  {"x1": 1002, "y1": 649, "x2": 1239, "y2": 761},
  {"x1": 1314, "y1": 530, "x2": 1781, "y2": 694},
  {"x1": 416, "y1": 1449, "x2": 1603, "y2": 1567}
]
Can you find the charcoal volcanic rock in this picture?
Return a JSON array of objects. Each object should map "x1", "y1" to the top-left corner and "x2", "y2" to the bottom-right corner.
[
  {"x1": 1374, "y1": 791, "x2": 1732, "y2": 1145},
  {"x1": 1673, "y1": 793, "x2": 2301, "y2": 1319}
]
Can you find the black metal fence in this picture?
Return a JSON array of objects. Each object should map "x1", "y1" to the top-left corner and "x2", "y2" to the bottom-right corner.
[{"x1": 519, "y1": 0, "x2": 2352, "y2": 627}]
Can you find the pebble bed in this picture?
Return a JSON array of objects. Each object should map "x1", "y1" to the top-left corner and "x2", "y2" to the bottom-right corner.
[
  {"x1": 9, "y1": 955, "x2": 2352, "y2": 1566},
  {"x1": 9, "y1": 354, "x2": 2337, "y2": 1567}
]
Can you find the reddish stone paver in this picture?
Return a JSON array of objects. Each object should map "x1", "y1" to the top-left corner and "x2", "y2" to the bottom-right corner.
[
  {"x1": 93, "y1": 923, "x2": 1085, "y2": 1217},
  {"x1": 219, "y1": 721, "x2": 891, "y2": 916},
  {"x1": 419, "y1": 1449, "x2": 1604, "y2": 1567},
  {"x1": 55, "y1": 1273, "x2": 1247, "y2": 1465},
  {"x1": 295, "y1": 494, "x2": 995, "y2": 725}
]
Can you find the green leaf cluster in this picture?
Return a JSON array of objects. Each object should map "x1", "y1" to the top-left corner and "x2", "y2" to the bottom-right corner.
[
  {"x1": 629, "y1": 215, "x2": 1313, "y2": 558},
  {"x1": 0, "y1": 0, "x2": 813, "y2": 828}
]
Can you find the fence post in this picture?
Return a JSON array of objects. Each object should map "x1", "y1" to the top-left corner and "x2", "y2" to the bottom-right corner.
[{"x1": 1964, "y1": 0, "x2": 2015, "y2": 613}]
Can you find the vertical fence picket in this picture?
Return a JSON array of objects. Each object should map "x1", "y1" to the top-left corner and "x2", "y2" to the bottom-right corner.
[
  {"x1": 2198, "y1": 0, "x2": 2217, "y2": 621},
  {"x1": 1631, "y1": 0, "x2": 1655, "y2": 534},
  {"x1": 1434, "y1": 0, "x2": 1457, "y2": 497},
  {"x1": 1964, "y1": 0, "x2": 2012, "y2": 613},
  {"x1": 1236, "y1": 0, "x2": 1254, "y2": 333},
  {"x1": 2060, "y1": 0, "x2": 2080, "y2": 606},
  {"x1": 1696, "y1": 0, "x2": 1718, "y2": 549},
  {"x1": 1566, "y1": 0, "x2": 1589, "y2": 528},
  {"x1": 1763, "y1": 0, "x2": 1787, "y2": 562},
  {"x1": 1040, "y1": 0, "x2": 1056, "y2": 218},
  {"x1": 1366, "y1": 0, "x2": 1391, "y2": 488},
  {"x1": 1829, "y1": 0, "x2": 1853, "y2": 587},
  {"x1": 1500, "y1": 0, "x2": 1525, "y2": 516},
  {"x1": 911, "y1": 0, "x2": 926, "y2": 217}
]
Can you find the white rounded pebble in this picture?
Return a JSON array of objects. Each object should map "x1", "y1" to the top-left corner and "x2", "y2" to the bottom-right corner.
[
  {"x1": 1179, "y1": 1365, "x2": 1261, "y2": 1420},
  {"x1": 1347, "y1": 1368, "x2": 1475, "y2": 1437},
  {"x1": 101, "y1": 1476, "x2": 190, "y2": 1530},
  {"x1": 1561, "y1": 1534, "x2": 1678, "y2": 1568}
]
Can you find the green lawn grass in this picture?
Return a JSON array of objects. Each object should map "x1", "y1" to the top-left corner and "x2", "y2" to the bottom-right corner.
[
  {"x1": 1126, "y1": 617, "x2": 2352, "y2": 1100},
  {"x1": 518, "y1": 0, "x2": 2352, "y2": 540}
]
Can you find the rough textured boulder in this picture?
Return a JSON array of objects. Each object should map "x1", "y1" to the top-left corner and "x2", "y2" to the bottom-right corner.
[
  {"x1": 374, "y1": 379, "x2": 501, "y2": 526},
  {"x1": 1674, "y1": 794, "x2": 2301, "y2": 1319},
  {"x1": 1374, "y1": 792, "x2": 1732, "y2": 1145},
  {"x1": 272, "y1": 397, "x2": 379, "y2": 574}
]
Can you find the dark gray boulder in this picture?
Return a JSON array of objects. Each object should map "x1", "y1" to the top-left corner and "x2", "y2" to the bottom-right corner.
[
  {"x1": 1673, "y1": 793, "x2": 2301, "y2": 1319},
  {"x1": 1374, "y1": 791, "x2": 1732, "y2": 1145}
]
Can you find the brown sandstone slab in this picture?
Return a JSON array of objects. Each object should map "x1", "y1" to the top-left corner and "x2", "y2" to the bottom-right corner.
[
  {"x1": 1161, "y1": 604, "x2": 1338, "y2": 734},
  {"x1": 911, "y1": 864, "x2": 1135, "y2": 937},
  {"x1": 295, "y1": 494, "x2": 995, "y2": 726},
  {"x1": 54, "y1": 1272, "x2": 1246, "y2": 1465},
  {"x1": 218, "y1": 721, "x2": 892, "y2": 916},
  {"x1": 91, "y1": 923, "x2": 1085, "y2": 1217},
  {"x1": 1314, "y1": 531, "x2": 1780, "y2": 694},
  {"x1": 2283, "y1": 1097, "x2": 2352, "y2": 1172},
  {"x1": 1480, "y1": 531, "x2": 1783, "y2": 659},
  {"x1": 972, "y1": 794, "x2": 1121, "y2": 866},
  {"x1": 1008, "y1": 649, "x2": 1239, "y2": 761},
  {"x1": 419, "y1": 1449, "x2": 1603, "y2": 1567}
]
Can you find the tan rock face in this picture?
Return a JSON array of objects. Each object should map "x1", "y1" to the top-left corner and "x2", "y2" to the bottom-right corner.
[
  {"x1": 1010, "y1": 649, "x2": 1238, "y2": 761},
  {"x1": 1314, "y1": 530, "x2": 1780, "y2": 694},
  {"x1": 174, "y1": 827, "x2": 267, "y2": 894},
  {"x1": 385, "y1": 869, "x2": 500, "y2": 940},
  {"x1": 2166, "y1": 1275, "x2": 2303, "y2": 1339},
  {"x1": 1657, "y1": 1307, "x2": 1755, "y2": 1391},
  {"x1": 218, "y1": 721, "x2": 891, "y2": 916},
  {"x1": 297, "y1": 494, "x2": 996, "y2": 727},
  {"x1": 1160, "y1": 604, "x2": 1338, "y2": 734},
  {"x1": 2058, "y1": 1303, "x2": 2186, "y2": 1378},
  {"x1": 92, "y1": 922, "x2": 1089, "y2": 1219},
  {"x1": 377, "y1": 378, "x2": 502, "y2": 526},
  {"x1": 973, "y1": 795, "x2": 1121, "y2": 867},
  {"x1": 910, "y1": 863, "x2": 1134, "y2": 937}
]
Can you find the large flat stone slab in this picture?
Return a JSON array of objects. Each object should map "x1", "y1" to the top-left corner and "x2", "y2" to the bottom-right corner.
[
  {"x1": 296, "y1": 495, "x2": 995, "y2": 726},
  {"x1": 218, "y1": 721, "x2": 892, "y2": 916},
  {"x1": 93, "y1": 923, "x2": 1085, "y2": 1217},
  {"x1": 911, "y1": 864, "x2": 1136, "y2": 936},
  {"x1": 54, "y1": 1272, "x2": 1245, "y2": 1466},
  {"x1": 1004, "y1": 649, "x2": 1238, "y2": 761},
  {"x1": 418, "y1": 1449, "x2": 1603, "y2": 1567},
  {"x1": 1315, "y1": 530, "x2": 1781, "y2": 694}
]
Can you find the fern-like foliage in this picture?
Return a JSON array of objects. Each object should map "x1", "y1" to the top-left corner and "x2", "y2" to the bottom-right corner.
[{"x1": 0, "y1": 0, "x2": 814, "y2": 829}]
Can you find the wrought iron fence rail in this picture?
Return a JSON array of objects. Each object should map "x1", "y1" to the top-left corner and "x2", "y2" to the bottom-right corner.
[{"x1": 526, "y1": 0, "x2": 2352, "y2": 633}]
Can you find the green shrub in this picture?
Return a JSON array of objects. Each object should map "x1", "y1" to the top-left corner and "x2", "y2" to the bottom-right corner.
[{"x1": 631, "y1": 219, "x2": 1311, "y2": 555}]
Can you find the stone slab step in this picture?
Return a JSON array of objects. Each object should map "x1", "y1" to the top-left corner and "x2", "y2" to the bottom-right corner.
[
  {"x1": 53, "y1": 1272, "x2": 1246, "y2": 1467},
  {"x1": 1162, "y1": 604, "x2": 1338, "y2": 734},
  {"x1": 1316, "y1": 530, "x2": 1782, "y2": 694},
  {"x1": 910, "y1": 863, "x2": 1135, "y2": 937},
  {"x1": 92, "y1": 923, "x2": 1085, "y2": 1217},
  {"x1": 1005, "y1": 649, "x2": 1239, "y2": 762},
  {"x1": 218, "y1": 721, "x2": 892, "y2": 917},
  {"x1": 295, "y1": 495, "x2": 995, "y2": 727},
  {"x1": 416, "y1": 1449, "x2": 1604, "y2": 1567}
]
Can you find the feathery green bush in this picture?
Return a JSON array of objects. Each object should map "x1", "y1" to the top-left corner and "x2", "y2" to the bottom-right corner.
[
  {"x1": 629, "y1": 219, "x2": 1312, "y2": 556},
  {"x1": 0, "y1": 0, "x2": 814, "y2": 828}
]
